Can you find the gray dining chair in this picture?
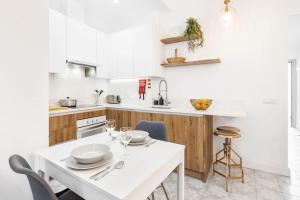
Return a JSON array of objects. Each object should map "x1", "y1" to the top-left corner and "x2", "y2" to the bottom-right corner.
[
  {"x1": 9, "y1": 154, "x2": 84, "y2": 200},
  {"x1": 136, "y1": 121, "x2": 169, "y2": 200}
]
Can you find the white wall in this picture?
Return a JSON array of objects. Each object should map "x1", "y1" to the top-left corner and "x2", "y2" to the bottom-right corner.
[
  {"x1": 158, "y1": 0, "x2": 289, "y2": 175},
  {"x1": 0, "y1": 0, "x2": 49, "y2": 199},
  {"x1": 49, "y1": 67, "x2": 109, "y2": 105},
  {"x1": 289, "y1": 0, "x2": 300, "y2": 16}
]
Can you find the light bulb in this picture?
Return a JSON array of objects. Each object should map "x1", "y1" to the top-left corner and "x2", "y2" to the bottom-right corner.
[{"x1": 221, "y1": 10, "x2": 232, "y2": 23}]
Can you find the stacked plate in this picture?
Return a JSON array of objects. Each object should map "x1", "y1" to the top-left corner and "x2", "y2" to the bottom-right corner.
[
  {"x1": 128, "y1": 130, "x2": 151, "y2": 146},
  {"x1": 66, "y1": 144, "x2": 113, "y2": 170}
]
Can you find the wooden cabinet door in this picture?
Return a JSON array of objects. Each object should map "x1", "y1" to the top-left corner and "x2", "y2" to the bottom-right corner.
[
  {"x1": 107, "y1": 110, "x2": 205, "y2": 171},
  {"x1": 92, "y1": 110, "x2": 106, "y2": 117},
  {"x1": 49, "y1": 114, "x2": 77, "y2": 146}
]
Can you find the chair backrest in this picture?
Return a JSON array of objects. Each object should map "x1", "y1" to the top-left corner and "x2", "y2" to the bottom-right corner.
[
  {"x1": 9, "y1": 154, "x2": 58, "y2": 200},
  {"x1": 135, "y1": 120, "x2": 167, "y2": 141}
]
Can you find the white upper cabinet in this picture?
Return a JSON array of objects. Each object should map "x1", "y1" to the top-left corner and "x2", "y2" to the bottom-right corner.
[
  {"x1": 112, "y1": 28, "x2": 134, "y2": 79},
  {"x1": 109, "y1": 24, "x2": 163, "y2": 79},
  {"x1": 67, "y1": 17, "x2": 97, "y2": 64},
  {"x1": 96, "y1": 31, "x2": 111, "y2": 79},
  {"x1": 49, "y1": 9, "x2": 67, "y2": 73},
  {"x1": 132, "y1": 24, "x2": 161, "y2": 77}
]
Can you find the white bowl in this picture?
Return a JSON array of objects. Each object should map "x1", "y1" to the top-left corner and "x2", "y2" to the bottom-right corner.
[
  {"x1": 71, "y1": 144, "x2": 110, "y2": 164},
  {"x1": 130, "y1": 130, "x2": 149, "y2": 143}
]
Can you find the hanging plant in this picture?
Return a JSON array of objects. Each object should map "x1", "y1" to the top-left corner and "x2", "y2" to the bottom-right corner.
[{"x1": 184, "y1": 17, "x2": 204, "y2": 52}]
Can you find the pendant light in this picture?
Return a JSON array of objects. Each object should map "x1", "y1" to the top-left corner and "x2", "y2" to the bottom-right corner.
[{"x1": 221, "y1": 0, "x2": 232, "y2": 23}]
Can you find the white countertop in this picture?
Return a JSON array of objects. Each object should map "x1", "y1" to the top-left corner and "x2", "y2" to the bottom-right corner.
[{"x1": 49, "y1": 102, "x2": 247, "y2": 118}]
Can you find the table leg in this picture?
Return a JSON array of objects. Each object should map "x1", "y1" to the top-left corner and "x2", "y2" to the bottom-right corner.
[
  {"x1": 177, "y1": 162, "x2": 184, "y2": 200},
  {"x1": 38, "y1": 170, "x2": 50, "y2": 184}
]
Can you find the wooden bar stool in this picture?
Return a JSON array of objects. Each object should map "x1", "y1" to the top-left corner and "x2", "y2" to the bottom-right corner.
[{"x1": 213, "y1": 126, "x2": 244, "y2": 192}]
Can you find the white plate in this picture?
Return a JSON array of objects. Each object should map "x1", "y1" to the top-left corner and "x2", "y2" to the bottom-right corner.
[
  {"x1": 66, "y1": 152, "x2": 113, "y2": 170},
  {"x1": 71, "y1": 144, "x2": 110, "y2": 164},
  {"x1": 128, "y1": 137, "x2": 152, "y2": 146},
  {"x1": 128, "y1": 130, "x2": 149, "y2": 143}
]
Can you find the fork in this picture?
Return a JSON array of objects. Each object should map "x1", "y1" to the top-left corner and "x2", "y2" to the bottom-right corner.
[{"x1": 145, "y1": 140, "x2": 157, "y2": 147}]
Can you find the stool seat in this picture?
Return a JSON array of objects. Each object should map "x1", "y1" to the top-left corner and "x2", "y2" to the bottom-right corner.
[
  {"x1": 217, "y1": 126, "x2": 240, "y2": 133},
  {"x1": 214, "y1": 130, "x2": 241, "y2": 139}
]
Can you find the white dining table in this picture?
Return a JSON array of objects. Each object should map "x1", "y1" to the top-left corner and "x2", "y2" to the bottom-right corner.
[{"x1": 34, "y1": 132, "x2": 185, "y2": 200}]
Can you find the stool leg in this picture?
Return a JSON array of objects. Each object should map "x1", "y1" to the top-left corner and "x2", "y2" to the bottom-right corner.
[
  {"x1": 225, "y1": 143, "x2": 230, "y2": 192},
  {"x1": 161, "y1": 183, "x2": 169, "y2": 200},
  {"x1": 241, "y1": 159, "x2": 244, "y2": 183},
  {"x1": 231, "y1": 148, "x2": 244, "y2": 183},
  {"x1": 213, "y1": 144, "x2": 226, "y2": 176},
  {"x1": 228, "y1": 147, "x2": 231, "y2": 179}
]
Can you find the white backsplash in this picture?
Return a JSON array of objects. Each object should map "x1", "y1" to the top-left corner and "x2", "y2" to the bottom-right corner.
[
  {"x1": 49, "y1": 66, "x2": 163, "y2": 106},
  {"x1": 49, "y1": 66, "x2": 109, "y2": 106},
  {"x1": 108, "y1": 77, "x2": 162, "y2": 106}
]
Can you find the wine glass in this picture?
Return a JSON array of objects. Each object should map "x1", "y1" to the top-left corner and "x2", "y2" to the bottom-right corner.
[
  {"x1": 106, "y1": 119, "x2": 116, "y2": 138},
  {"x1": 120, "y1": 127, "x2": 133, "y2": 149}
]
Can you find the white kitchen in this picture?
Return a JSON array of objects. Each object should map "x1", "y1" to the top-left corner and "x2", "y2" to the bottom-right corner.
[{"x1": 1, "y1": 0, "x2": 299, "y2": 200}]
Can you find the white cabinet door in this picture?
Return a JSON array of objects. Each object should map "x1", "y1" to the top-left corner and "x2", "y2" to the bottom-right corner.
[
  {"x1": 112, "y1": 29, "x2": 134, "y2": 79},
  {"x1": 67, "y1": 17, "x2": 97, "y2": 64},
  {"x1": 49, "y1": 9, "x2": 66, "y2": 73},
  {"x1": 96, "y1": 31, "x2": 110, "y2": 79},
  {"x1": 132, "y1": 24, "x2": 154, "y2": 77}
]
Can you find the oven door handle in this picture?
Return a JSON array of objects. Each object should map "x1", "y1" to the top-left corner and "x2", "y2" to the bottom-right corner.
[{"x1": 77, "y1": 122, "x2": 106, "y2": 134}]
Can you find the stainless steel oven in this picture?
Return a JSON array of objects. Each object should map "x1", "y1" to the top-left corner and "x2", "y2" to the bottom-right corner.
[{"x1": 76, "y1": 116, "x2": 106, "y2": 139}]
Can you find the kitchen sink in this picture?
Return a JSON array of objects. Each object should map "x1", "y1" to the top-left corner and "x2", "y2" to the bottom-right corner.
[
  {"x1": 149, "y1": 105, "x2": 172, "y2": 109},
  {"x1": 74, "y1": 104, "x2": 103, "y2": 109}
]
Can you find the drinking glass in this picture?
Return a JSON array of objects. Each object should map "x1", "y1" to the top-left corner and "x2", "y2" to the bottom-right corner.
[
  {"x1": 120, "y1": 127, "x2": 133, "y2": 149},
  {"x1": 106, "y1": 119, "x2": 116, "y2": 137}
]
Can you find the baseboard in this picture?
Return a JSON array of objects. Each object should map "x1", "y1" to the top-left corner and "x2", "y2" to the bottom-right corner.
[{"x1": 244, "y1": 161, "x2": 290, "y2": 176}]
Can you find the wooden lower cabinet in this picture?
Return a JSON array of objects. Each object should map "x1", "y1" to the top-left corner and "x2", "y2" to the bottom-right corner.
[
  {"x1": 49, "y1": 109, "x2": 106, "y2": 146},
  {"x1": 49, "y1": 114, "x2": 77, "y2": 146},
  {"x1": 106, "y1": 109, "x2": 213, "y2": 181},
  {"x1": 50, "y1": 108, "x2": 212, "y2": 181}
]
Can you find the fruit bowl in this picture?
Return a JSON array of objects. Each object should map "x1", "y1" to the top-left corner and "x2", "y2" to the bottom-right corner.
[{"x1": 190, "y1": 99, "x2": 213, "y2": 110}]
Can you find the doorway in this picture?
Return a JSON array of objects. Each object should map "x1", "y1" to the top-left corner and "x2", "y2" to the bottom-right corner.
[
  {"x1": 288, "y1": 59, "x2": 298, "y2": 129},
  {"x1": 288, "y1": 15, "x2": 300, "y2": 177}
]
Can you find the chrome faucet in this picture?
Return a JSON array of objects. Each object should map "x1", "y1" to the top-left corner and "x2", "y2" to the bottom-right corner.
[{"x1": 159, "y1": 79, "x2": 170, "y2": 106}]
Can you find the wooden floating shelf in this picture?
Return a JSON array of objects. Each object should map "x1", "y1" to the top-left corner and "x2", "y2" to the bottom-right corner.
[
  {"x1": 161, "y1": 59, "x2": 221, "y2": 67},
  {"x1": 160, "y1": 36, "x2": 190, "y2": 44}
]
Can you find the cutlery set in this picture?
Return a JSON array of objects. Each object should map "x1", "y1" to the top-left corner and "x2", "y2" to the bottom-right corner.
[
  {"x1": 62, "y1": 131, "x2": 157, "y2": 181},
  {"x1": 90, "y1": 161, "x2": 125, "y2": 180}
]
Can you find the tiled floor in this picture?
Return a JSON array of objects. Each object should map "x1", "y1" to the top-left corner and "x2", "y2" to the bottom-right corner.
[
  {"x1": 151, "y1": 168, "x2": 300, "y2": 200},
  {"x1": 52, "y1": 167, "x2": 300, "y2": 200},
  {"x1": 147, "y1": 128, "x2": 300, "y2": 200}
]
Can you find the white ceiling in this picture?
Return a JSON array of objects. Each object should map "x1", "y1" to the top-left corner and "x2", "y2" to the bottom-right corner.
[{"x1": 50, "y1": 0, "x2": 169, "y2": 33}]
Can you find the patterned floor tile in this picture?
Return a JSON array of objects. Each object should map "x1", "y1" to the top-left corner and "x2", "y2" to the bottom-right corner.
[{"x1": 256, "y1": 189, "x2": 284, "y2": 200}]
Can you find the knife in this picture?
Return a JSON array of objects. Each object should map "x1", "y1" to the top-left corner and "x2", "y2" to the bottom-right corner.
[{"x1": 89, "y1": 165, "x2": 112, "y2": 180}]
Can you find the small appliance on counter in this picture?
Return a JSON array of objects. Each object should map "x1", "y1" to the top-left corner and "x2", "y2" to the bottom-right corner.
[
  {"x1": 106, "y1": 95, "x2": 121, "y2": 104},
  {"x1": 59, "y1": 97, "x2": 77, "y2": 108}
]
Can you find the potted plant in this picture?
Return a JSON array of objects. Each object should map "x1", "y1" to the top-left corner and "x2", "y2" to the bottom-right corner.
[{"x1": 184, "y1": 17, "x2": 204, "y2": 52}]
